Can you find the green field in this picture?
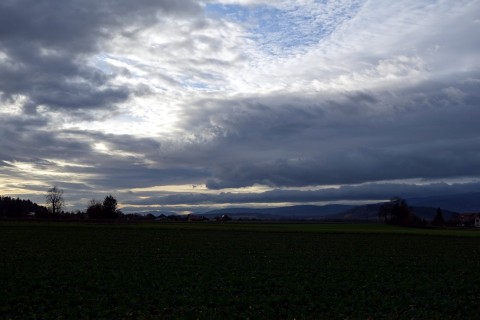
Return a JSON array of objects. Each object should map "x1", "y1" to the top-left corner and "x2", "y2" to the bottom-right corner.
[{"x1": 1, "y1": 222, "x2": 480, "y2": 319}]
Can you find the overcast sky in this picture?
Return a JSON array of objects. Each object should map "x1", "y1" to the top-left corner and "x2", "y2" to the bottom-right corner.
[{"x1": 1, "y1": 0, "x2": 479, "y2": 213}]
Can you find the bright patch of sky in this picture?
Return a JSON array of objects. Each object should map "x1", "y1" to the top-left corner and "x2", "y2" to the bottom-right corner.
[{"x1": 205, "y1": 0, "x2": 364, "y2": 56}]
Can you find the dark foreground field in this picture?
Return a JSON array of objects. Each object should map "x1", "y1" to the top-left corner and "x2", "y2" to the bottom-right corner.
[{"x1": 1, "y1": 222, "x2": 480, "y2": 319}]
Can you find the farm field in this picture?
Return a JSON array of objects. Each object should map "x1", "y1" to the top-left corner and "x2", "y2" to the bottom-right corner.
[{"x1": 1, "y1": 222, "x2": 480, "y2": 319}]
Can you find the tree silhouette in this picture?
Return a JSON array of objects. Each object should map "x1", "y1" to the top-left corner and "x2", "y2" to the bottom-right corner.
[
  {"x1": 0, "y1": 196, "x2": 48, "y2": 217},
  {"x1": 378, "y1": 197, "x2": 412, "y2": 225},
  {"x1": 432, "y1": 208, "x2": 445, "y2": 226},
  {"x1": 103, "y1": 195, "x2": 119, "y2": 219},
  {"x1": 45, "y1": 186, "x2": 64, "y2": 216},
  {"x1": 86, "y1": 199, "x2": 103, "y2": 219},
  {"x1": 86, "y1": 195, "x2": 120, "y2": 219}
]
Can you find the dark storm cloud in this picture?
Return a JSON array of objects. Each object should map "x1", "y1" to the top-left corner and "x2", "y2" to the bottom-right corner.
[
  {"x1": 0, "y1": 116, "x2": 89, "y2": 162},
  {"x1": 175, "y1": 72, "x2": 480, "y2": 189},
  {"x1": 0, "y1": 0, "x2": 201, "y2": 113},
  {"x1": 0, "y1": 118, "x2": 211, "y2": 200},
  {"x1": 127, "y1": 181, "x2": 480, "y2": 206}
]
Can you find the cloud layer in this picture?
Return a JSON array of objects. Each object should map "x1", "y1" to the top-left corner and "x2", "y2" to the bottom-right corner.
[{"x1": 1, "y1": 0, "x2": 479, "y2": 212}]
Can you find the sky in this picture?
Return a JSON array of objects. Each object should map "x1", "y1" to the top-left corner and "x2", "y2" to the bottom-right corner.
[{"x1": 0, "y1": 0, "x2": 479, "y2": 214}]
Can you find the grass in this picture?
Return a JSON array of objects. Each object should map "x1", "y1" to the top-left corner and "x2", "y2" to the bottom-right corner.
[{"x1": 1, "y1": 222, "x2": 480, "y2": 319}]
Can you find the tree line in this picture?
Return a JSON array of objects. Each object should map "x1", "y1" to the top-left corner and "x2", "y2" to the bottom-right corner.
[
  {"x1": 0, "y1": 187, "x2": 453, "y2": 225},
  {"x1": 86, "y1": 195, "x2": 121, "y2": 219},
  {"x1": 1, "y1": 186, "x2": 123, "y2": 220},
  {"x1": 0, "y1": 196, "x2": 49, "y2": 218}
]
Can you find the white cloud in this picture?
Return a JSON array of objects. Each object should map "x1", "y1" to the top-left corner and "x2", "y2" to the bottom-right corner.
[{"x1": 206, "y1": 0, "x2": 280, "y2": 5}]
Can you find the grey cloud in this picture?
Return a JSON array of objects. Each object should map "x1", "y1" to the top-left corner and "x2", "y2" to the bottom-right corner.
[
  {"x1": 0, "y1": 0, "x2": 201, "y2": 114},
  {"x1": 174, "y1": 72, "x2": 480, "y2": 189},
  {"x1": 127, "y1": 181, "x2": 480, "y2": 206},
  {"x1": 2, "y1": 0, "x2": 480, "y2": 211},
  {"x1": 0, "y1": 1, "x2": 200, "y2": 50},
  {"x1": 0, "y1": 120, "x2": 211, "y2": 200},
  {"x1": 0, "y1": 115, "x2": 55, "y2": 161},
  {"x1": 54, "y1": 130, "x2": 209, "y2": 189},
  {"x1": 90, "y1": 165, "x2": 209, "y2": 190},
  {"x1": 0, "y1": 119, "x2": 90, "y2": 163},
  {"x1": 5, "y1": 70, "x2": 475, "y2": 201}
]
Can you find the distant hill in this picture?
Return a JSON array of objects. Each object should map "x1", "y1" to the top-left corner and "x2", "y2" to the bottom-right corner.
[
  {"x1": 327, "y1": 204, "x2": 457, "y2": 221},
  {"x1": 203, "y1": 204, "x2": 355, "y2": 220},
  {"x1": 325, "y1": 192, "x2": 480, "y2": 221},
  {"x1": 407, "y1": 192, "x2": 480, "y2": 213},
  {"x1": 410, "y1": 207, "x2": 458, "y2": 221},
  {"x1": 203, "y1": 202, "x2": 461, "y2": 222},
  {"x1": 133, "y1": 210, "x2": 178, "y2": 217},
  {"x1": 128, "y1": 192, "x2": 480, "y2": 220},
  {"x1": 326, "y1": 203, "x2": 383, "y2": 221}
]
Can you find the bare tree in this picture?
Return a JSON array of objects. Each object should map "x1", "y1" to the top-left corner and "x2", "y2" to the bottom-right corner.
[{"x1": 46, "y1": 186, "x2": 65, "y2": 215}]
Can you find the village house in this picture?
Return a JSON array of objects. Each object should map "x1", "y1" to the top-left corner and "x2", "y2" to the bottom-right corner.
[{"x1": 455, "y1": 213, "x2": 480, "y2": 227}]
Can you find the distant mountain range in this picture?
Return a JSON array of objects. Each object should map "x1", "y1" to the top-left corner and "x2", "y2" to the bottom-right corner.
[
  {"x1": 203, "y1": 204, "x2": 355, "y2": 220},
  {"x1": 200, "y1": 192, "x2": 480, "y2": 221},
  {"x1": 326, "y1": 204, "x2": 457, "y2": 221},
  {"x1": 406, "y1": 192, "x2": 480, "y2": 213},
  {"x1": 202, "y1": 204, "x2": 457, "y2": 221}
]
